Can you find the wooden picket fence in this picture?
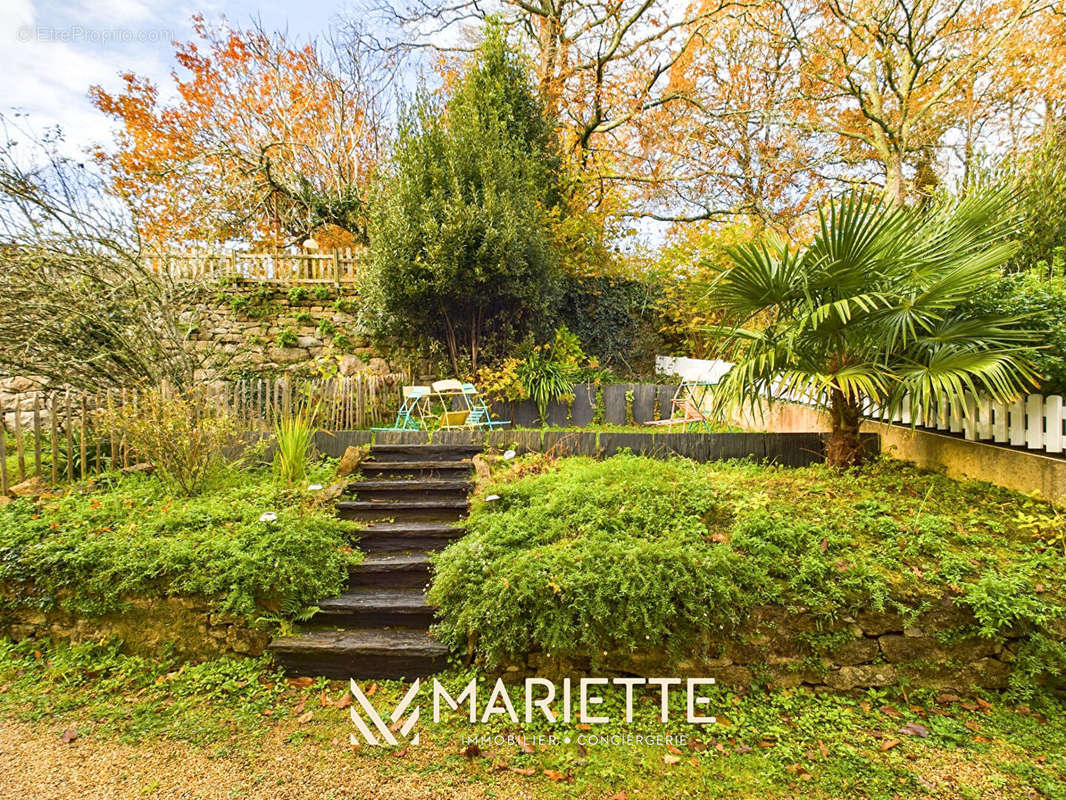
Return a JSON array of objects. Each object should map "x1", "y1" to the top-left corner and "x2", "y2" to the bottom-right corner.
[
  {"x1": 0, "y1": 373, "x2": 404, "y2": 493},
  {"x1": 143, "y1": 247, "x2": 360, "y2": 284},
  {"x1": 658, "y1": 356, "x2": 1066, "y2": 457},
  {"x1": 871, "y1": 393, "x2": 1066, "y2": 454}
]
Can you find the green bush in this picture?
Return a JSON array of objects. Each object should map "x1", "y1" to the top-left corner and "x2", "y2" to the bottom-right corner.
[
  {"x1": 275, "y1": 327, "x2": 298, "y2": 348},
  {"x1": 429, "y1": 456, "x2": 1066, "y2": 675},
  {"x1": 555, "y1": 274, "x2": 667, "y2": 376},
  {"x1": 965, "y1": 272, "x2": 1066, "y2": 395},
  {"x1": 0, "y1": 464, "x2": 359, "y2": 621}
]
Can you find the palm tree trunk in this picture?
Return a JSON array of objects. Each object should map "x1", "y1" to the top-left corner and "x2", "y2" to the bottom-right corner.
[{"x1": 826, "y1": 388, "x2": 866, "y2": 468}]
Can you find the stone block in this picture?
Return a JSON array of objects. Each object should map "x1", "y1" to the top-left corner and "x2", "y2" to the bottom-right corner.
[
  {"x1": 825, "y1": 664, "x2": 897, "y2": 691},
  {"x1": 834, "y1": 638, "x2": 880, "y2": 666},
  {"x1": 855, "y1": 610, "x2": 904, "y2": 635},
  {"x1": 879, "y1": 635, "x2": 941, "y2": 663}
]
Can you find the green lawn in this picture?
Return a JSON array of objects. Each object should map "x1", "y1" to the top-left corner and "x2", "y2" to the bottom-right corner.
[{"x1": 0, "y1": 638, "x2": 1062, "y2": 799}]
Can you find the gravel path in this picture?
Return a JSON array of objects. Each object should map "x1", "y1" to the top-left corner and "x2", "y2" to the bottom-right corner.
[{"x1": 0, "y1": 720, "x2": 541, "y2": 800}]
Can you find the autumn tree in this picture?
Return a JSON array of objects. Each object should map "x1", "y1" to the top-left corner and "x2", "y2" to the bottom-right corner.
[
  {"x1": 643, "y1": 1, "x2": 831, "y2": 228},
  {"x1": 358, "y1": 0, "x2": 731, "y2": 223},
  {"x1": 90, "y1": 17, "x2": 386, "y2": 247},
  {"x1": 0, "y1": 118, "x2": 211, "y2": 390},
  {"x1": 781, "y1": 0, "x2": 1051, "y2": 204}
]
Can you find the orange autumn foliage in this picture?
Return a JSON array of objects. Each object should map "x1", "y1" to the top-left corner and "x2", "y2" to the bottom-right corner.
[{"x1": 90, "y1": 16, "x2": 381, "y2": 247}]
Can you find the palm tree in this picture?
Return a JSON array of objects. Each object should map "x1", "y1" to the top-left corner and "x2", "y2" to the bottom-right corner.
[{"x1": 707, "y1": 189, "x2": 1039, "y2": 467}]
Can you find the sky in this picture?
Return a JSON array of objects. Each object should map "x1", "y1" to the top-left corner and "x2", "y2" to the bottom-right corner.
[{"x1": 2, "y1": 0, "x2": 353, "y2": 157}]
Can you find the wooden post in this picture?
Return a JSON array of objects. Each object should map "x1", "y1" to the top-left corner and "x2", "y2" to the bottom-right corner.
[
  {"x1": 80, "y1": 395, "x2": 88, "y2": 479},
  {"x1": 33, "y1": 393, "x2": 42, "y2": 476},
  {"x1": 50, "y1": 393, "x2": 59, "y2": 485},
  {"x1": 0, "y1": 420, "x2": 7, "y2": 495},
  {"x1": 108, "y1": 390, "x2": 118, "y2": 468},
  {"x1": 65, "y1": 390, "x2": 73, "y2": 483},
  {"x1": 94, "y1": 391, "x2": 102, "y2": 474},
  {"x1": 13, "y1": 393, "x2": 25, "y2": 482},
  {"x1": 333, "y1": 250, "x2": 341, "y2": 287}
]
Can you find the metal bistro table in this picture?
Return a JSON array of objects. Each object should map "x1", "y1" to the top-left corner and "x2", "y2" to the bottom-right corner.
[{"x1": 373, "y1": 380, "x2": 510, "y2": 432}]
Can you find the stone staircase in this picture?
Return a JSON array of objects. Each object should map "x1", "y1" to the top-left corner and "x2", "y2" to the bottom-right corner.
[{"x1": 268, "y1": 443, "x2": 480, "y2": 679}]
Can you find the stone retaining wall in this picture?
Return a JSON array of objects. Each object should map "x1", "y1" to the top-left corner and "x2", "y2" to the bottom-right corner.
[
  {"x1": 2, "y1": 598, "x2": 269, "y2": 661},
  {"x1": 181, "y1": 283, "x2": 396, "y2": 381},
  {"x1": 499, "y1": 599, "x2": 1058, "y2": 693}
]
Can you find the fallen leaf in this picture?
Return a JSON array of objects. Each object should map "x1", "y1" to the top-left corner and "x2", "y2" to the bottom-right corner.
[
  {"x1": 608, "y1": 792, "x2": 627, "y2": 800},
  {"x1": 818, "y1": 740, "x2": 829, "y2": 758},
  {"x1": 662, "y1": 754, "x2": 681, "y2": 765},
  {"x1": 319, "y1": 692, "x2": 331, "y2": 707},
  {"x1": 365, "y1": 683, "x2": 378, "y2": 697},
  {"x1": 860, "y1": 701, "x2": 871, "y2": 713},
  {"x1": 509, "y1": 766, "x2": 537, "y2": 776},
  {"x1": 899, "y1": 722, "x2": 928, "y2": 738},
  {"x1": 576, "y1": 723, "x2": 591, "y2": 731},
  {"x1": 393, "y1": 747, "x2": 408, "y2": 758},
  {"x1": 543, "y1": 769, "x2": 567, "y2": 781},
  {"x1": 334, "y1": 693, "x2": 352, "y2": 709},
  {"x1": 666, "y1": 744, "x2": 682, "y2": 755},
  {"x1": 936, "y1": 693, "x2": 960, "y2": 705},
  {"x1": 297, "y1": 711, "x2": 313, "y2": 724},
  {"x1": 293, "y1": 700, "x2": 306, "y2": 715},
  {"x1": 60, "y1": 728, "x2": 78, "y2": 744},
  {"x1": 734, "y1": 743, "x2": 753, "y2": 754},
  {"x1": 461, "y1": 744, "x2": 480, "y2": 758},
  {"x1": 880, "y1": 739, "x2": 901, "y2": 751},
  {"x1": 688, "y1": 739, "x2": 707, "y2": 752},
  {"x1": 879, "y1": 705, "x2": 902, "y2": 719},
  {"x1": 519, "y1": 738, "x2": 535, "y2": 754},
  {"x1": 288, "y1": 677, "x2": 313, "y2": 689}
]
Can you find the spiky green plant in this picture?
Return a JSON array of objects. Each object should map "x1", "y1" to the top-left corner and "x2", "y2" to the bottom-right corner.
[
  {"x1": 708, "y1": 188, "x2": 1038, "y2": 467},
  {"x1": 273, "y1": 399, "x2": 320, "y2": 485},
  {"x1": 517, "y1": 350, "x2": 573, "y2": 425}
]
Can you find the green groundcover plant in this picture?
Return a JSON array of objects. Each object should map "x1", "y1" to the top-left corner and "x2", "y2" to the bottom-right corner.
[
  {"x1": 0, "y1": 463, "x2": 360, "y2": 621},
  {"x1": 429, "y1": 454, "x2": 1066, "y2": 693}
]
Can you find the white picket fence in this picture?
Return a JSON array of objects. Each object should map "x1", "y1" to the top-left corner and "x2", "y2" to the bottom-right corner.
[{"x1": 655, "y1": 355, "x2": 1066, "y2": 456}]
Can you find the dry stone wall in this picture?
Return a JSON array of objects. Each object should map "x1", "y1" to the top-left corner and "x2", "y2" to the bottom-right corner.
[{"x1": 501, "y1": 599, "x2": 1061, "y2": 693}]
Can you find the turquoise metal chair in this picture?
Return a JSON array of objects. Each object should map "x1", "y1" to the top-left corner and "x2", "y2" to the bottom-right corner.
[
  {"x1": 372, "y1": 385, "x2": 429, "y2": 431},
  {"x1": 462, "y1": 383, "x2": 510, "y2": 429}
]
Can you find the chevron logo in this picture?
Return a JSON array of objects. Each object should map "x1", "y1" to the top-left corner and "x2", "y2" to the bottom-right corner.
[{"x1": 349, "y1": 678, "x2": 422, "y2": 746}]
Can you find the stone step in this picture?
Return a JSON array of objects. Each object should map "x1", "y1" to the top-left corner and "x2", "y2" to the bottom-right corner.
[
  {"x1": 361, "y1": 461, "x2": 475, "y2": 481},
  {"x1": 368, "y1": 443, "x2": 482, "y2": 463},
  {"x1": 349, "y1": 552, "x2": 431, "y2": 589},
  {"x1": 347, "y1": 479, "x2": 473, "y2": 503},
  {"x1": 338, "y1": 499, "x2": 469, "y2": 523},
  {"x1": 268, "y1": 628, "x2": 450, "y2": 680},
  {"x1": 354, "y1": 521, "x2": 464, "y2": 553},
  {"x1": 315, "y1": 588, "x2": 434, "y2": 627}
]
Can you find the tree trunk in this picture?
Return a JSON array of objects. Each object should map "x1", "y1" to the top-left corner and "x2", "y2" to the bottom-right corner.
[
  {"x1": 883, "y1": 151, "x2": 905, "y2": 206},
  {"x1": 826, "y1": 388, "x2": 866, "y2": 468},
  {"x1": 442, "y1": 312, "x2": 461, "y2": 379}
]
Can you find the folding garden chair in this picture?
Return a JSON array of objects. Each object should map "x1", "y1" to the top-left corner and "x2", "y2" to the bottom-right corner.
[
  {"x1": 372, "y1": 385, "x2": 430, "y2": 431},
  {"x1": 644, "y1": 378, "x2": 716, "y2": 433},
  {"x1": 462, "y1": 383, "x2": 510, "y2": 429}
]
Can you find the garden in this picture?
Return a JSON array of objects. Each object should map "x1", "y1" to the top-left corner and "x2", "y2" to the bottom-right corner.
[{"x1": 3, "y1": 1, "x2": 1066, "y2": 798}]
